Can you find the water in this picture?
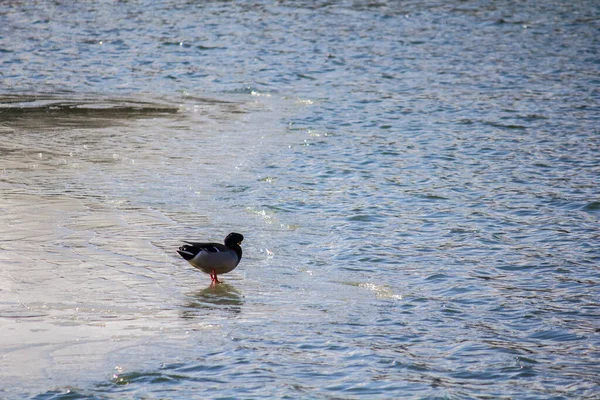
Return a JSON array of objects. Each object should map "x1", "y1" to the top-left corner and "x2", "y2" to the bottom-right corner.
[{"x1": 1, "y1": 1, "x2": 599, "y2": 398}]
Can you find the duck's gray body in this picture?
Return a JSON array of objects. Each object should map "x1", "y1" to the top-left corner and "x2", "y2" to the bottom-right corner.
[{"x1": 177, "y1": 233, "x2": 243, "y2": 282}]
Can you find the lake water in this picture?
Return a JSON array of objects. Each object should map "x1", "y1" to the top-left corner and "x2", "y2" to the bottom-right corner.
[{"x1": 1, "y1": 1, "x2": 599, "y2": 398}]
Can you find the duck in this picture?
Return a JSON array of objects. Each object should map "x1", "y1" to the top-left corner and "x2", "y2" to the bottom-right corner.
[{"x1": 177, "y1": 232, "x2": 244, "y2": 284}]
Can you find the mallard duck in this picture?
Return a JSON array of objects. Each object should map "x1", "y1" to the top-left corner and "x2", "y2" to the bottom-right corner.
[{"x1": 177, "y1": 232, "x2": 244, "y2": 283}]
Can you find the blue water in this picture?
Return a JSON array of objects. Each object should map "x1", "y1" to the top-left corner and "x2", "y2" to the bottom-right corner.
[{"x1": 1, "y1": 1, "x2": 599, "y2": 398}]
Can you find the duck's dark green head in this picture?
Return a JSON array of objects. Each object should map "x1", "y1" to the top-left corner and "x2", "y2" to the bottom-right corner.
[{"x1": 225, "y1": 232, "x2": 244, "y2": 247}]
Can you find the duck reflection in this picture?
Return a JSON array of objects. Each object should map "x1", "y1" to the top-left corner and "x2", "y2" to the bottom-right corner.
[{"x1": 181, "y1": 283, "x2": 244, "y2": 318}]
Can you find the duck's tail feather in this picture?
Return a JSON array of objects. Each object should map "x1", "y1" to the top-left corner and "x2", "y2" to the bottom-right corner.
[{"x1": 177, "y1": 245, "x2": 197, "y2": 260}]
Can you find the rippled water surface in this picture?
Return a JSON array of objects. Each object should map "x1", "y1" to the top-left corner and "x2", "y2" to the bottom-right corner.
[{"x1": 1, "y1": 1, "x2": 599, "y2": 398}]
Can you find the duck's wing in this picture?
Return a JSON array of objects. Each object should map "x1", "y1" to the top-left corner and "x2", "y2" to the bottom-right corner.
[
  {"x1": 178, "y1": 241, "x2": 229, "y2": 259},
  {"x1": 182, "y1": 241, "x2": 228, "y2": 252}
]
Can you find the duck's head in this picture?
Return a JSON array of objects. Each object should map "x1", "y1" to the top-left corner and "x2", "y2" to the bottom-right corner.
[{"x1": 225, "y1": 232, "x2": 244, "y2": 247}]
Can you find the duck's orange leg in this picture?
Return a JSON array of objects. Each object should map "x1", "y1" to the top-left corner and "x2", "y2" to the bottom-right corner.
[{"x1": 210, "y1": 269, "x2": 221, "y2": 284}]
